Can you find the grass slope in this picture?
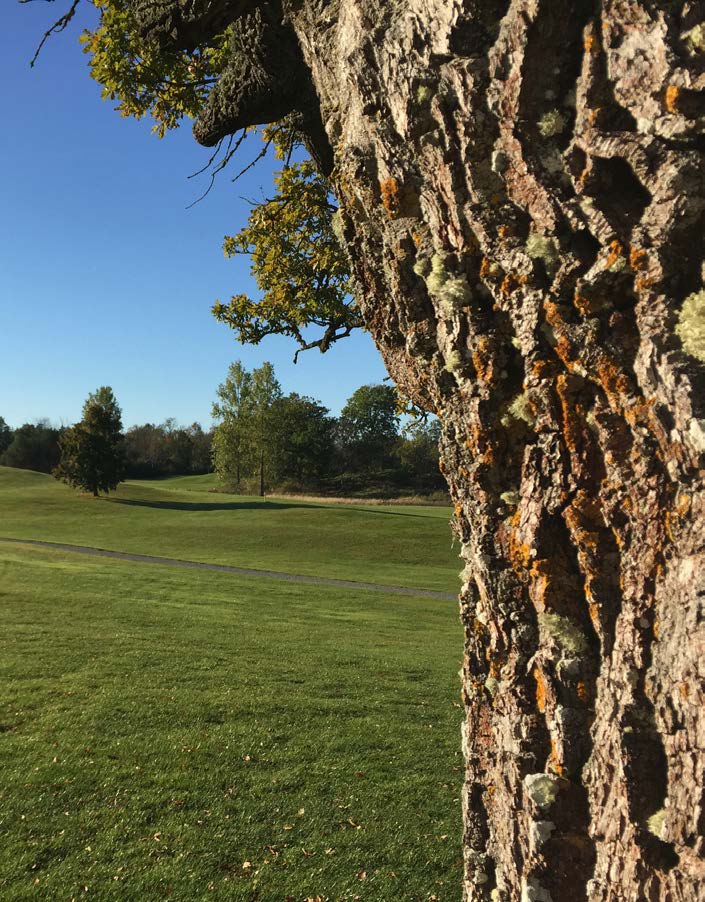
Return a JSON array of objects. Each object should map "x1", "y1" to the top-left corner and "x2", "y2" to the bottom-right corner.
[
  {"x1": 0, "y1": 544, "x2": 462, "y2": 900},
  {"x1": 0, "y1": 468, "x2": 458, "y2": 592}
]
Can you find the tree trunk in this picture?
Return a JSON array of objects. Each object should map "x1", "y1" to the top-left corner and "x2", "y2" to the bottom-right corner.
[{"x1": 132, "y1": 1, "x2": 705, "y2": 897}]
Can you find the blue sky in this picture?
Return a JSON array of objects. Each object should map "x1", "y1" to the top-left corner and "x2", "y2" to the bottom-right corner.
[{"x1": 1, "y1": 2, "x2": 387, "y2": 429}]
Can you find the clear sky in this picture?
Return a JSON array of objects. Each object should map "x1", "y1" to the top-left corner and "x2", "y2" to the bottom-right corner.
[{"x1": 1, "y1": 2, "x2": 388, "y2": 430}]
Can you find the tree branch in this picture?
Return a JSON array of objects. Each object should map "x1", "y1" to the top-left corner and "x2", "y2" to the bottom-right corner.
[{"x1": 28, "y1": 0, "x2": 81, "y2": 67}]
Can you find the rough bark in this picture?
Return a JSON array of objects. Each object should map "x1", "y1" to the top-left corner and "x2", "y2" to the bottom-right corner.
[{"x1": 130, "y1": 1, "x2": 705, "y2": 898}]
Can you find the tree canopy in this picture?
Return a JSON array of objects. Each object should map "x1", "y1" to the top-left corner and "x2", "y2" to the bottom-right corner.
[
  {"x1": 73, "y1": 1, "x2": 359, "y2": 360},
  {"x1": 54, "y1": 386, "x2": 125, "y2": 495}
]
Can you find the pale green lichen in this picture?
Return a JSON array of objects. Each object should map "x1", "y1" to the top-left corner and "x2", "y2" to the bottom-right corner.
[
  {"x1": 413, "y1": 257, "x2": 431, "y2": 278},
  {"x1": 501, "y1": 392, "x2": 536, "y2": 428},
  {"x1": 438, "y1": 277, "x2": 472, "y2": 317},
  {"x1": 538, "y1": 109, "x2": 566, "y2": 137},
  {"x1": 608, "y1": 255, "x2": 628, "y2": 273},
  {"x1": 647, "y1": 808, "x2": 666, "y2": 839},
  {"x1": 684, "y1": 23, "x2": 705, "y2": 54},
  {"x1": 416, "y1": 84, "x2": 433, "y2": 105},
  {"x1": 526, "y1": 231, "x2": 559, "y2": 270},
  {"x1": 331, "y1": 209, "x2": 346, "y2": 245},
  {"x1": 538, "y1": 612, "x2": 589, "y2": 656},
  {"x1": 676, "y1": 289, "x2": 705, "y2": 362},
  {"x1": 524, "y1": 773, "x2": 560, "y2": 810},
  {"x1": 500, "y1": 490, "x2": 521, "y2": 507},
  {"x1": 530, "y1": 820, "x2": 555, "y2": 849},
  {"x1": 426, "y1": 254, "x2": 449, "y2": 295},
  {"x1": 484, "y1": 676, "x2": 500, "y2": 696},
  {"x1": 424, "y1": 254, "x2": 472, "y2": 316},
  {"x1": 444, "y1": 349, "x2": 464, "y2": 372}
]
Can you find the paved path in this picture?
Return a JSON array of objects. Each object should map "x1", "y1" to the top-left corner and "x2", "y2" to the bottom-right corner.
[{"x1": 0, "y1": 537, "x2": 457, "y2": 600}]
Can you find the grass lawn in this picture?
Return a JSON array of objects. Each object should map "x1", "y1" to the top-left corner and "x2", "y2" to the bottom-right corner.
[
  {"x1": 0, "y1": 469, "x2": 464, "y2": 899},
  {"x1": 0, "y1": 468, "x2": 458, "y2": 593}
]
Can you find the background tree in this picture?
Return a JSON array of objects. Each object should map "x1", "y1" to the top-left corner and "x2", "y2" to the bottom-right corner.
[
  {"x1": 397, "y1": 419, "x2": 445, "y2": 495},
  {"x1": 54, "y1": 386, "x2": 125, "y2": 496},
  {"x1": 211, "y1": 360, "x2": 254, "y2": 489},
  {"x1": 270, "y1": 392, "x2": 334, "y2": 488},
  {"x1": 1, "y1": 421, "x2": 61, "y2": 474},
  {"x1": 0, "y1": 417, "x2": 14, "y2": 457},
  {"x1": 336, "y1": 384, "x2": 399, "y2": 474},
  {"x1": 248, "y1": 361, "x2": 282, "y2": 496},
  {"x1": 123, "y1": 420, "x2": 212, "y2": 477}
]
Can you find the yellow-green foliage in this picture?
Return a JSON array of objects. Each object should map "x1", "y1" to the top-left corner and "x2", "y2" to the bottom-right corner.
[
  {"x1": 215, "y1": 161, "x2": 358, "y2": 348},
  {"x1": 537, "y1": 612, "x2": 588, "y2": 656},
  {"x1": 676, "y1": 290, "x2": 705, "y2": 362},
  {"x1": 80, "y1": 0, "x2": 231, "y2": 136},
  {"x1": 538, "y1": 109, "x2": 566, "y2": 138}
]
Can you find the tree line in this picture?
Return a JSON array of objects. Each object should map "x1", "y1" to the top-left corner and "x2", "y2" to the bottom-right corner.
[{"x1": 1, "y1": 363, "x2": 445, "y2": 498}]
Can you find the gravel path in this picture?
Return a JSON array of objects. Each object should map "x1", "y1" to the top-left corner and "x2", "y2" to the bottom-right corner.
[{"x1": 0, "y1": 537, "x2": 457, "y2": 600}]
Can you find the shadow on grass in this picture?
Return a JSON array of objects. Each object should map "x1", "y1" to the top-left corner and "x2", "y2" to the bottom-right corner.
[
  {"x1": 107, "y1": 498, "x2": 313, "y2": 512},
  {"x1": 108, "y1": 497, "x2": 443, "y2": 519}
]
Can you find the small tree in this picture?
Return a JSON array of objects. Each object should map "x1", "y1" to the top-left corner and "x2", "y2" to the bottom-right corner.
[
  {"x1": 0, "y1": 417, "x2": 12, "y2": 456},
  {"x1": 211, "y1": 361, "x2": 255, "y2": 490},
  {"x1": 54, "y1": 387, "x2": 125, "y2": 496},
  {"x1": 337, "y1": 384, "x2": 400, "y2": 473}
]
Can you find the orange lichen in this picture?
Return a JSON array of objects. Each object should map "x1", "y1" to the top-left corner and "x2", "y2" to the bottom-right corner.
[
  {"x1": 549, "y1": 740, "x2": 565, "y2": 777},
  {"x1": 454, "y1": 502, "x2": 463, "y2": 518},
  {"x1": 480, "y1": 257, "x2": 500, "y2": 281},
  {"x1": 534, "y1": 667, "x2": 548, "y2": 714},
  {"x1": 629, "y1": 246, "x2": 649, "y2": 271},
  {"x1": 532, "y1": 359, "x2": 555, "y2": 380},
  {"x1": 556, "y1": 374, "x2": 584, "y2": 453},
  {"x1": 635, "y1": 275, "x2": 657, "y2": 291},
  {"x1": 588, "y1": 601, "x2": 601, "y2": 629},
  {"x1": 380, "y1": 178, "x2": 401, "y2": 217},
  {"x1": 573, "y1": 290, "x2": 606, "y2": 316},
  {"x1": 498, "y1": 224, "x2": 514, "y2": 239},
  {"x1": 529, "y1": 558, "x2": 552, "y2": 610},
  {"x1": 677, "y1": 493, "x2": 691, "y2": 514},
  {"x1": 500, "y1": 272, "x2": 529, "y2": 296},
  {"x1": 471, "y1": 336, "x2": 496, "y2": 384},
  {"x1": 665, "y1": 85, "x2": 681, "y2": 113},
  {"x1": 584, "y1": 33, "x2": 598, "y2": 54},
  {"x1": 596, "y1": 354, "x2": 631, "y2": 409},
  {"x1": 605, "y1": 239, "x2": 623, "y2": 270}
]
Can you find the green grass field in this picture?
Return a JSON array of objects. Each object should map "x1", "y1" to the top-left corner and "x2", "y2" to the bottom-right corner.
[
  {"x1": 0, "y1": 468, "x2": 463, "y2": 900},
  {"x1": 0, "y1": 468, "x2": 457, "y2": 593}
]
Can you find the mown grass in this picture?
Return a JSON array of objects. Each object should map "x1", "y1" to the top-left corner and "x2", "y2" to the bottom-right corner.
[
  {"x1": 0, "y1": 468, "x2": 457, "y2": 592},
  {"x1": 0, "y1": 543, "x2": 463, "y2": 900}
]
